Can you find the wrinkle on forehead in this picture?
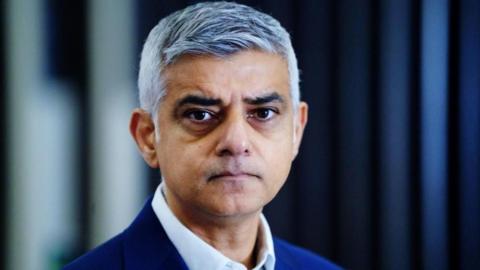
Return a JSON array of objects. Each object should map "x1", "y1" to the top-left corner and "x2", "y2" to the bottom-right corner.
[{"x1": 161, "y1": 50, "x2": 290, "y2": 106}]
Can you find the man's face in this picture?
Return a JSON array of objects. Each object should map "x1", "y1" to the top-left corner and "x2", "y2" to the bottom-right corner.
[{"x1": 153, "y1": 50, "x2": 307, "y2": 219}]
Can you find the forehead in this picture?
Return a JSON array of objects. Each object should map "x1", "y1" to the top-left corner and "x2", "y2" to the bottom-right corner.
[{"x1": 162, "y1": 50, "x2": 290, "y2": 102}]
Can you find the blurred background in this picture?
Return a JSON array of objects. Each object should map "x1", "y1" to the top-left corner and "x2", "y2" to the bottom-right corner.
[{"x1": 1, "y1": 0, "x2": 479, "y2": 269}]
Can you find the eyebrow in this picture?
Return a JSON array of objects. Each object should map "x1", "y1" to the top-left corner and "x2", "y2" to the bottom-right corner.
[
  {"x1": 243, "y1": 92, "x2": 284, "y2": 105},
  {"x1": 175, "y1": 92, "x2": 284, "y2": 108},
  {"x1": 176, "y1": 95, "x2": 223, "y2": 107}
]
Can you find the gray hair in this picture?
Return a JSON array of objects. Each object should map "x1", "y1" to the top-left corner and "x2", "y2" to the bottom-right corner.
[{"x1": 138, "y1": 1, "x2": 300, "y2": 117}]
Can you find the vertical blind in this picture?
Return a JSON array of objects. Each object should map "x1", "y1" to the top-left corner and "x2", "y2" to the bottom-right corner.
[
  {"x1": 129, "y1": 1, "x2": 478, "y2": 269},
  {"x1": 135, "y1": 0, "x2": 480, "y2": 269}
]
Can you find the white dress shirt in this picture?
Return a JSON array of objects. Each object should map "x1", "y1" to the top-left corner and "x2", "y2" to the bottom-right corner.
[{"x1": 151, "y1": 182, "x2": 276, "y2": 270}]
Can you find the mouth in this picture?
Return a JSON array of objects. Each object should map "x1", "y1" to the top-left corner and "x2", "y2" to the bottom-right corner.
[{"x1": 208, "y1": 171, "x2": 260, "y2": 181}]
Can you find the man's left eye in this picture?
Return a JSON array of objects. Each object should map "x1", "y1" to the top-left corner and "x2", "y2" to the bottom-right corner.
[{"x1": 250, "y1": 108, "x2": 277, "y2": 121}]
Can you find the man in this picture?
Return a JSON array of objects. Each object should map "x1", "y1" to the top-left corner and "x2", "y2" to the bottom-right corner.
[{"x1": 65, "y1": 2, "x2": 341, "y2": 269}]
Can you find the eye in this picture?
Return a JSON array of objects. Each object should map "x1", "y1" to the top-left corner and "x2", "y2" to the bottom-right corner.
[
  {"x1": 184, "y1": 110, "x2": 215, "y2": 122},
  {"x1": 249, "y1": 108, "x2": 277, "y2": 121}
]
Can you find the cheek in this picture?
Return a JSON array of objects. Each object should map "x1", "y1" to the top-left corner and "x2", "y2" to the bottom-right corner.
[
  {"x1": 261, "y1": 135, "x2": 294, "y2": 183},
  {"x1": 270, "y1": 148, "x2": 293, "y2": 176},
  {"x1": 157, "y1": 135, "x2": 211, "y2": 181},
  {"x1": 265, "y1": 124, "x2": 295, "y2": 158}
]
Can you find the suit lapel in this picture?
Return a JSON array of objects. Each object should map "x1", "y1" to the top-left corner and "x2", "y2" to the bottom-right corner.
[
  {"x1": 274, "y1": 257, "x2": 293, "y2": 270},
  {"x1": 273, "y1": 238, "x2": 294, "y2": 270},
  {"x1": 121, "y1": 198, "x2": 302, "y2": 270},
  {"x1": 122, "y1": 197, "x2": 188, "y2": 270}
]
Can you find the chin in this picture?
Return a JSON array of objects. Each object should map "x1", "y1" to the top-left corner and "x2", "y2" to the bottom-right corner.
[{"x1": 206, "y1": 196, "x2": 265, "y2": 218}]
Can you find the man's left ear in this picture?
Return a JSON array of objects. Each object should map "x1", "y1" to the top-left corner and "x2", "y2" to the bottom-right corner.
[{"x1": 293, "y1": 101, "x2": 308, "y2": 159}]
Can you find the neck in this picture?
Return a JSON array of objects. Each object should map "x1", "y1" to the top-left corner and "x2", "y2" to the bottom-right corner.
[
  {"x1": 164, "y1": 189, "x2": 262, "y2": 269},
  {"x1": 188, "y1": 214, "x2": 261, "y2": 269}
]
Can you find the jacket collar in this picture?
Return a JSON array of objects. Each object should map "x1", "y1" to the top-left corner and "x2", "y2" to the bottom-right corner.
[
  {"x1": 120, "y1": 197, "x2": 294, "y2": 270},
  {"x1": 122, "y1": 197, "x2": 188, "y2": 270}
]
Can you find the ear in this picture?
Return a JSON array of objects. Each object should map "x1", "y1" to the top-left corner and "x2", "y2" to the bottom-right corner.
[
  {"x1": 129, "y1": 108, "x2": 159, "y2": 168},
  {"x1": 292, "y1": 101, "x2": 308, "y2": 159}
]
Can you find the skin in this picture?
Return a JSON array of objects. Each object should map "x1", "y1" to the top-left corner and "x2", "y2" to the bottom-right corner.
[{"x1": 130, "y1": 50, "x2": 308, "y2": 268}]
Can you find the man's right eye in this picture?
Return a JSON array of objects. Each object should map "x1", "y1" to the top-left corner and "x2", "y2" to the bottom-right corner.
[{"x1": 184, "y1": 110, "x2": 215, "y2": 122}]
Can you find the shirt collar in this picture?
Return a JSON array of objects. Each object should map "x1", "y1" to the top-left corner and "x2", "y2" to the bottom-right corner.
[{"x1": 151, "y1": 182, "x2": 275, "y2": 270}]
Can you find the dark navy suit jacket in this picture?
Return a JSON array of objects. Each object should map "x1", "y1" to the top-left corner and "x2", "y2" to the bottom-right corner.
[{"x1": 64, "y1": 198, "x2": 341, "y2": 270}]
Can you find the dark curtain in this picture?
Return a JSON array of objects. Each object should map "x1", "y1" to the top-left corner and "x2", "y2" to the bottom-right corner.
[
  {"x1": 135, "y1": 0, "x2": 480, "y2": 269},
  {"x1": 0, "y1": 0, "x2": 6, "y2": 268}
]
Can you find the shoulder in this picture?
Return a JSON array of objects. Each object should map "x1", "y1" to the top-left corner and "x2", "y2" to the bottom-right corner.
[
  {"x1": 62, "y1": 233, "x2": 125, "y2": 270},
  {"x1": 273, "y1": 237, "x2": 342, "y2": 270}
]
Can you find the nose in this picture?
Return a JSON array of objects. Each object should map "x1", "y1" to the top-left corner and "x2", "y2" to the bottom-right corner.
[{"x1": 215, "y1": 114, "x2": 251, "y2": 157}]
